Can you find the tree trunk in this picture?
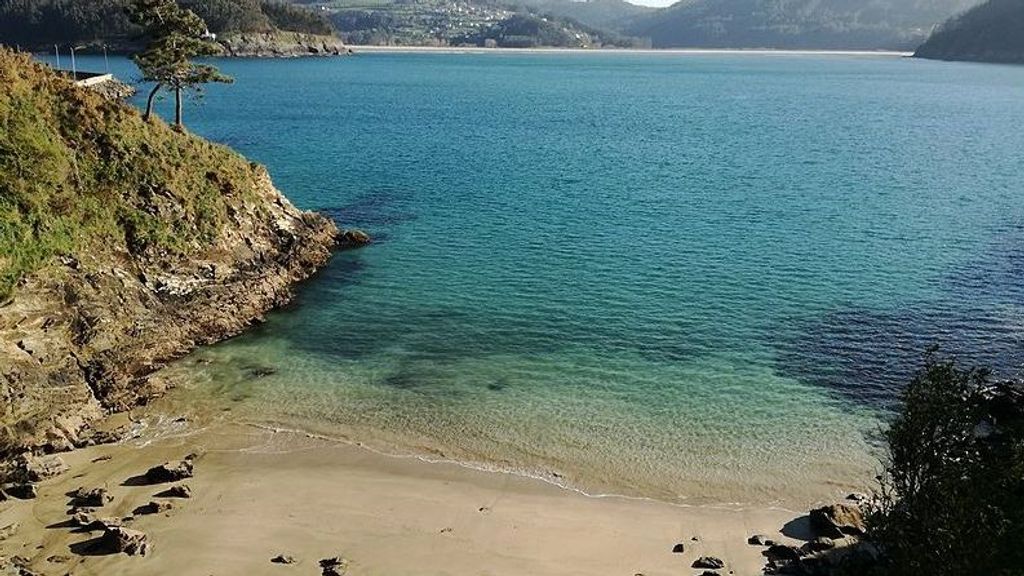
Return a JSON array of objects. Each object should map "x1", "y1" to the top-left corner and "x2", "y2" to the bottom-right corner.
[
  {"x1": 144, "y1": 83, "x2": 161, "y2": 122},
  {"x1": 174, "y1": 87, "x2": 183, "y2": 128}
]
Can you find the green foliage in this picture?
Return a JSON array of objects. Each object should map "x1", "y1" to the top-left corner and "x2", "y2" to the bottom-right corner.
[
  {"x1": 868, "y1": 351, "x2": 1024, "y2": 576},
  {"x1": 128, "y1": 0, "x2": 232, "y2": 125},
  {"x1": 0, "y1": 0, "x2": 336, "y2": 48},
  {"x1": 0, "y1": 48, "x2": 261, "y2": 299},
  {"x1": 260, "y1": 1, "x2": 334, "y2": 35},
  {"x1": 915, "y1": 0, "x2": 1024, "y2": 64}
]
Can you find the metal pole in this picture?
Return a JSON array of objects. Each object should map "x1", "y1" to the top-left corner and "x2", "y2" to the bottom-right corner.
[
  {"x1": 70, "y1": 46, "x2": 76, "y2": 78},
  {"x1": 55, "y1": 45, "x2": 61, "y2": 69},
  {"x1": 103, "y1": 45, "x2": 110, "y2": 73}
]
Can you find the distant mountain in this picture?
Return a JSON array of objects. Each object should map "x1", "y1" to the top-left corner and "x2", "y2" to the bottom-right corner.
[
  {"x1": 452, "y1": 12, "x2": 646, "y2": 47},
  {"x1": 626, "y1": 0, "x2": 982, "y2": 50},
  {"x1": 504, "y1": 0, "x2": 654, "y2": 31},
  {"x1": 914, "y1": 0, "x2": 1024, "y2": 63}
]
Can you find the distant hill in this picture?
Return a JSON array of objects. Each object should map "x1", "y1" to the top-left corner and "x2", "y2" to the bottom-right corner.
[
  {"x1": 505, "y1": 0, "x2": 654, "y2": 31},
  {"x1": 452, "y1": 13, "x2": 645, "y2": 47},
  {"x1": 323, "y1": 0, "x2": 647, "y2": 47},
  {"x1": 626, "y1": 0, "x2": 982, "y2": 50},
  {"x1": 914, "y1": 0, "x2": 1024, "y2": 63}
]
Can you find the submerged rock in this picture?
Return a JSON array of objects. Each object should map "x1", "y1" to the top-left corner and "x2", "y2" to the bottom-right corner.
[{"x1": 338, "y1": 229, "x2": 371, "y2": 248}]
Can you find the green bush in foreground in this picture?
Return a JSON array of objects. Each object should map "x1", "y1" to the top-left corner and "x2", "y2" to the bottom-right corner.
[
  {"x1": 0, "y1": 48, "x2": 262, "y2": 300},
  {"x1": 868, "y1": 352, "x2": 1024, "y2": 576}
]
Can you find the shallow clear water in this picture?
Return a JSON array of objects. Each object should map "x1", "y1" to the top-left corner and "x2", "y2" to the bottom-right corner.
[{"x1": 66, "y1": 52, "x2": 1024, "y2": 505}]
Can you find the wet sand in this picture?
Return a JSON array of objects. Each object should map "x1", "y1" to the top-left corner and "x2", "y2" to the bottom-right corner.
[{"x1": 0, "y1": 421, "x2": 804, "y2": 576}]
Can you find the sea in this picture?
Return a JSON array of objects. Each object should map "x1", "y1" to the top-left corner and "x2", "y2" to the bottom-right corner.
[{"x1": 53, "y1": 51, "x2": 1024, "y2": 506}]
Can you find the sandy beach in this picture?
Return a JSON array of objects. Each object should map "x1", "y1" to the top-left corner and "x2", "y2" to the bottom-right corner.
[
  {"x1": 0, "y1": 417, "x2": 808, "y2": 576},
  {"x1": 349, "y1": 45, "x2": 913, "y2": 57}
]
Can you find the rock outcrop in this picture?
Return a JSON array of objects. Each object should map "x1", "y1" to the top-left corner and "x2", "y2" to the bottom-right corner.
[
  {"x1": 0, "y1": 49, "x2": 343, "y2": 460},
  {"x1": 217, "y1": 31, "x2": 351, "y2": 58}
]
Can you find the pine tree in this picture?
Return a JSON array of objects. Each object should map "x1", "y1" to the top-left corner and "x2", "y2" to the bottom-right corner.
[{"x1": 127, "y1": 0, "x2": 232, "y2": 127}]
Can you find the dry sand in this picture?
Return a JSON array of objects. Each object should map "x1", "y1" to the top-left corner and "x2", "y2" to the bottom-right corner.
[{"x1": 0, "y1": 420, "x2": 808, "y2": 576}]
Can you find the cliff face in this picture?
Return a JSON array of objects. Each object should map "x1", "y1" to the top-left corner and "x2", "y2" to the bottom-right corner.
[
  {"x1": 915, "y1": 0, "x2": 1024, "y2": 64},
  {"x1": 216, "y1": 31, "x2": 351, "y2": 57},
  {"x1": 0, "y1": 50, "x2": 338, "y2": 455}
]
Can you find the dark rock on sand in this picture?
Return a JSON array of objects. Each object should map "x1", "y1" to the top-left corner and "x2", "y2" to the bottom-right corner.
[
  {"x1": 692, "y1": 556, "x2": 725, "y2": 569},
  {"x1": 100, "y1": 526, "x2": 149, "y2": 556},
  {"x1": 11, "y1": 453, "x2": 68, "y2": 482},
  {"x1": 156, "y1": 484, "x2": 192, "y2": 498},
  {"x1": 271, "y1": 554, "x2": 297, "y2": 564},
  {"x1": 809, "y1": 503, "x2": 865, "y2": 538},
  {"x1": 803, "y1": 536, "x2": 836, "y2": 553},
  {"x1": 4, "y1": 484, "x2": 37, "y2": 499},
  {"x1": 134, "y1": 501, "x2": 173, "y2": 515},
  {"x1": 144, "y1": 457, "x2": 194, "y2": 483},
  {"x1": 698, "y1": 572, "x2": 721, "y2": 576},
  {"x1": 320, "y1": 556, "x2": 349, "y2": 576},
  {"x1": 764, "y1": 544, "x2": 803, "y2": 562},
  {"x1": 748, "y1": 534, "x2": 774, "y2": 546},
  {"x1": 671, "y1": 543, "x2": 685, "y2": 553},
  {"x1": 70, "y1": 486, "x2": 112, "y2": 507}
]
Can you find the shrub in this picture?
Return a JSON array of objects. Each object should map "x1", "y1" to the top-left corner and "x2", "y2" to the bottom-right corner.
[{"x1": 868, "y1": 351, "x2": 1024, "y2": 576}]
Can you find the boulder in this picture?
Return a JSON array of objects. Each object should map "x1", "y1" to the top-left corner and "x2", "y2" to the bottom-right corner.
[
  {"x1": 765, "y1": 544, "x2": 803, "y2": 562},
  {"x1": 320, "y1": 556, "x2": 349, "y2": 576},
  {"x1": 803, "y1": 536, "x2": 836, "y2": 553},
  {"x1": 4, "y1": 484, "x2": 37, "y2": 499},
  {"x1": 692, "y1": 556, "x2": 725, "y2": 569},
  {"x1": 156, "y1": 484, "x2": 192, "y2": 498},
  {"x1": 71, "y1": 486, "x2": 112, "y2": 507},
  {"x1": 144, "y1": 457, "x2": 194, "y2": 483},
  {"x1": 809, "y1": 503, "x2": 865, "y2": 538},
  {"x1": 0, "y1": 522, "x2": 19, "y2": 541},
  {"x1": 748, "y1": 534, "x2": 774, "y2": 546},
  {"x1": 134, "y1": 500, "x2": 173, "y2": 515},
  {"x1": 100, "y1": 526, "x2": 149, "y2": 556},
  {"x1": 13, "y1": 453, "x2": 69, "y2": 482},
  {"x1": 671, "y1": 543, "x2": 685, "y2": 553},
  {"x1": 338, "y1": 229, "x2": 371, "y2": 248},
  {"x1": 271, "y1": 554, "x2": 297, "y2": 564},
  {"x1": 86, "y1": 517, "x2": 124, "y2": 531}
]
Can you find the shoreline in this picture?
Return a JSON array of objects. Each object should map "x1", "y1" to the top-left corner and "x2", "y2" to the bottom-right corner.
[
  {"x1": 0, "y1": 419, "x2": 810, "y2": 576},
  {"x1": 350, "y1": 45, "x2": 914, "y2": 57}
]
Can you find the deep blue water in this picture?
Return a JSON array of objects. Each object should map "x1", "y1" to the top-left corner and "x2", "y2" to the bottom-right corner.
[{"x1": 58, "y1": 52, "x2": 1024, "y2": 505}]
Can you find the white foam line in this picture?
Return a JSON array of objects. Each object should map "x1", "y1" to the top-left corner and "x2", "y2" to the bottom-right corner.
[{"x1": 240, "y1": 421, "x2": 803, "y2": 515}]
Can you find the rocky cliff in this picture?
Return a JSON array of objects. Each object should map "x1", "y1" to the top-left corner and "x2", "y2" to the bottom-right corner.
[
  {"x1": 0, "y1": 49, "x2": 342, "y2": 456},
  {"x1": 216, "y1": 31, "x2": 351, "y2": 57}
]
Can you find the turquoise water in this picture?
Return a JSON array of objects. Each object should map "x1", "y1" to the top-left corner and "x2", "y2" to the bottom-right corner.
[{"x1": 67, "y1": 52, "x2": 1024, "y2": 505}]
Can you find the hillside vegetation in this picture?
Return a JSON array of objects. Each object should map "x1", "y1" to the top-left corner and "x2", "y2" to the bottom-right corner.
[
  {"x1": 626, "y1": 0, "x2": 981, "y2": 50},
  {"x1": 0, "y1": 48, "x2": 261, "y2": 299},
  {"x1": 0, "y1": 0, "x2": 335, "y2": 48},
  {"x1": 0, "y1": 46, "x2": 338, "y2": 451},
  {"x1": 914, "y1": 0, "x2": 1024, "y2": 63}
]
